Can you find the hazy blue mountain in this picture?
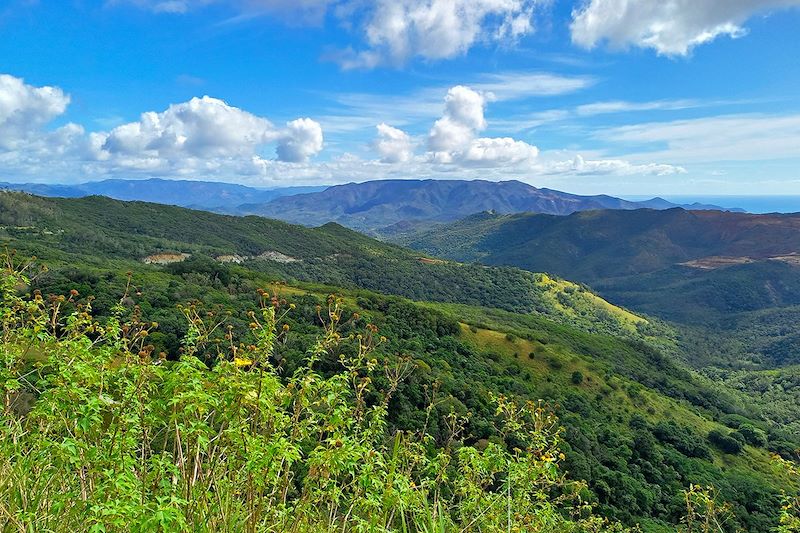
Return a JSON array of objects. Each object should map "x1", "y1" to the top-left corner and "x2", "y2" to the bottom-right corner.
[
  {"x1": 0, "y1": 178, "x2": 326, "y2": 211},
  {"x1": 1, "y1": 178, "x2": 739, "y2": 227},
  {"x1": 242, "y1": 179, "x2": 741, "y2": 232}
]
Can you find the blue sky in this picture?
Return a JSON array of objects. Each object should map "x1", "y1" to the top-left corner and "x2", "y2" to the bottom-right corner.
[{"x1": 1, "y1": 0, "x2": 799, "y2": 195}]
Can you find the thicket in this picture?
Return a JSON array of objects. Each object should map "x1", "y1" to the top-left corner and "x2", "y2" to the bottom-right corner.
[{"x1": 1, "y1": 255, "x2": 642, "y2": 532}]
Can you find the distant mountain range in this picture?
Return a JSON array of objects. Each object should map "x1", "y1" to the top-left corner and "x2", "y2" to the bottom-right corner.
[
  {"x1": 0, "y1": 178, "x2": 325, "y2": 212},
  {"x1": 1, "y1": 178, "x2": 740, "y2": 231},
  {"x1": 241, "y1": 179, "x2": 741, "y2": 232}
]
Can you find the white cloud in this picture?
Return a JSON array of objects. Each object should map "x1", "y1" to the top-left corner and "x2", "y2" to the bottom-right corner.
[
  {"x1": 0, "y1": 73, "x2": 690, "y2": 185},
  {"x1": 339, "y1": 0, "x2": 540, "y2": 68},
  {"x1": 120, "y1": 0, "x2": 541, "y2": 68},
  {"x1": 0, "y1": 74, "x2": 327, "y2": 182},
  {"x1": 599, "y1": 113, "x2": 800, "y2": 163},
  {"x1": 462, "y1": 137, "x2": 539, "y2": 167},
  {"x1": 468, "y1": 72, "x2": 594, "y2": 100},
  {"x1": 571, "y1": 0, "x2": 800, "y2": 56},
  {"x1": 575, "y1": 99, "x2": 702, "y2": 116},
  {"x1": 0, "y1": 74, "x2": 71, "y2": 150},
  {"x1": 428, "y1": 85, "x2": 488, "y2": 155},
  {"x1": 98, "y1": 99, "x2": 324, "y2": 165},
  {"x1": 276, "y1": 118, "x2": 324, "y2": 162},
  {"x1": 427, "y1": 118, "x2": 475, "y2": 156},
  {"x1": 426, "y1": 85, "x2": 540, "y2": 167},
  {"x1": 441, "y1": 84, "x2": 487, "y2": 131},
  {"x1": 488, "y1": 97, "x2": 749, "y2": 135},
  {"x1": 323, "y1": 71, "x2": 590, "y2": 135},
  {"x1": 544, "y1": 154, "x2": 686, "y2": 176},
  {"x1": 374, "y1": 123, "x2": 413, "y2": 163},
  {"x1": 101, "y1": 96, "x2": 279, "y2": 158}
]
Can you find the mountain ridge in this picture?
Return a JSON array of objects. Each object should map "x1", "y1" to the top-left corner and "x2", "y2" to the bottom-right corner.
[
  {"x1": 0, "y1": 178, "x2": 326, "y2": 212},
  {"x1": 1, "y1": 178, "x2": 740, "y2": 232},
  {"x1": 1, "y1": 189, "x2": 795, "y2": 531},
  {"x1": 242, "y1": 178, "x2": 742, "y2": 232}
]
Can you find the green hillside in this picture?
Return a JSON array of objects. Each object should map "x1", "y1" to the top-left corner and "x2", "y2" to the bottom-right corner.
[
  {"x1": 394, "y1": 208, "x2": 800, "y2": 443},
  {"x1": 0, "y1": 191, "x2": 656, "y2": 340},
  {"x1": 1, "y1": 191, "x2": 798, "y2": 531}
]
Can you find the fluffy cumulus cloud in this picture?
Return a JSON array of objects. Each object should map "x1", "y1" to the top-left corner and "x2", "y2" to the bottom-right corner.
[
  {"x1": 461, "y1": 137, "x2": 539, "y2": 167},
  {"x1": 118, "y1": 0, "x2": 800, "y2": 65},
  {"x1": 338, "y1": 0, "x2": 539, "y2": 68},
  {"x1": 276, "y1": 118, "x2": 324, "y2": 162},
  {"x1": 101, "y1": 96, "x2": 279, "y2": 158},
  {"x1": 428, "y1": 85, "x2": 487, "y2": 155},
  {"x1": 374, "y1": 123, "x2": 413, "y2": 163},
  {"x1": 0, "y1": 74, "x2": 71, "y2": 150},
  {"x1": 570, "y1": 0, "x2": 800, "y2": 56},
  {"x1": 0, "y1": 74, "x2": 324, "y2": 182},
  {"x1": 99, "y1": 97, "x2": 323, "y2": 165},
  {"x1": 0, "y1": 73, "x2": 688, "y2": 184},
  {"x1": 426, "y1": 85, "x2": 539, "y2": 167}
]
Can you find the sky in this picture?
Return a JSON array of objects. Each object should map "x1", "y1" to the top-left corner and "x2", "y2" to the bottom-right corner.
[{"x1": 1, "y1": 0, "x2": 799, "y2": 195}]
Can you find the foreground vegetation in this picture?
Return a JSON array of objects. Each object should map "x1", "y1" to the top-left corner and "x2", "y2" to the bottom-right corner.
[
  {"x1": 3, "y1": 192, "x2": 800, "y2": 530},
  {"x1": 0, "y1": 254, "x2": 798, "y2": 532},
  {"x1": 1, "y1": 256, "x2": 641, "y2": 531}
]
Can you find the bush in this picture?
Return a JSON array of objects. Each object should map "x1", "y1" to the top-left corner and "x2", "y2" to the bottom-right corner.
[
  {"x1": 708, "y1": 429, "x2": 744, "y2": 454},
  {"x1": 653, "y1": 421, "x2": 713, "y2": 459},
  {"x1": 737, "y1": 424, "x2": 768, "y2": 447},
  {"x1": 571, "y1": 371, "x2": 584, "y2": 385}
]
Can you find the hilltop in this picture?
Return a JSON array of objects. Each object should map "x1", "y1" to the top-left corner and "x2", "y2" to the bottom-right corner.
[
  {"x1": 396, "y1": 208, "x2": 800, "y2": 283},
  {"x1": 1, "y1": 178, "x2": 739, "y2": 233}
]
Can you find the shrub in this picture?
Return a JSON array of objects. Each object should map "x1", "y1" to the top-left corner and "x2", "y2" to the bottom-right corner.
[
  {"x1": 737, "y1": 424, "x2": 768, "y2": 447},
  {"x1": 709, "y1": 429, "x2": 744, "y2": 454},
  {"x1": 654, "y1": 421, "x2": 713, "y2": 459}
]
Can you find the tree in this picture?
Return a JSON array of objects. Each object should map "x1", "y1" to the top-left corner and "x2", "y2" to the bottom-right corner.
[{"x1": 708, "y1": 429, "x2": 744, "y2": 454}]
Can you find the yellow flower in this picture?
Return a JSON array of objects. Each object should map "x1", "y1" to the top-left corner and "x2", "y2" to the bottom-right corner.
[{"x1": 234, "y1": 357, "x2": 253, "y2": 367}]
